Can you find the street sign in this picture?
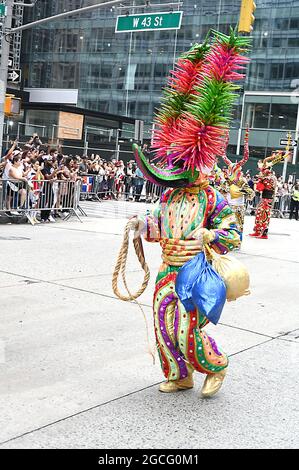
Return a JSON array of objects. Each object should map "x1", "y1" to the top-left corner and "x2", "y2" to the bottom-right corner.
[
  {"x1": 280, "y1": 139, "x2": 297, "y2": 147},
  {"x1": 115, "y1": 11, "x2": 183, "y2": 33},
  {"x1": 8, "y1": 69, "x2": 21, "y2": 83},
  {"x1": 0, "y1": 4, "x2": 6, "y2": 17}
]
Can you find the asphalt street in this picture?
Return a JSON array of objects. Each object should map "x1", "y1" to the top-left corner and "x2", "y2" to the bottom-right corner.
[{"x1": 0, "y1": 204, "x2": 298, "y2": 449}]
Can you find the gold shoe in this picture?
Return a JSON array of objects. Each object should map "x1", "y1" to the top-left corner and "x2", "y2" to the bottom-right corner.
[
  {"x1": 201, "y1": 368, "x2": 227, "y2": 398},
  {"x1": 176, "y1": 374, "x2": 194, "y2": 390},
  {"x1": 159, "y1": 381, "x2": 180, "y2": 393},
  {"x1": 159, "y1": 374, "x2": 194, "y2": 393}
]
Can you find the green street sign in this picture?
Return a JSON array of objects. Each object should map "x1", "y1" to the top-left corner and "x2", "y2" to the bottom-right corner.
[
  {"x1": 115, "y1": 11, "x2": 183, "y2": 33},
  {"x1": 0, "y1": 4, "x2": 6, "y2": 16}
]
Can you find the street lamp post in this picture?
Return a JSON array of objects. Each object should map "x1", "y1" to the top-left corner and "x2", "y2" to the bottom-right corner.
[
  {"x1": 0, "y1": 0, "x2": 14, "y2": 157},
  {"x1": 293, "y1": 104, "x2": 299, "y2": 166},
  {"x1": 84, "y1": 127, "x2": 89, "y2": 156},
  {"x1": 282, "y1": 132, "x2": 292, "y2": 183},
  {"x1": 0, "y1": 0, "x2": 125, "y2": 157},
  {"x1": 115, "y1": 129, "x2": 120, "y2": 162}
]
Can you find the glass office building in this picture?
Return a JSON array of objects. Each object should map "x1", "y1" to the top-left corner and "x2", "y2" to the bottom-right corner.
[{"x1": 21, "y1": 0, "x2": 299, "y2": 169}]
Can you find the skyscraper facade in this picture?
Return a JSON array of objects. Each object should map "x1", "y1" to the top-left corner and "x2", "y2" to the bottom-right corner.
[{"x1": 21, "y1": 0, "x2": 299, "y2": 165}]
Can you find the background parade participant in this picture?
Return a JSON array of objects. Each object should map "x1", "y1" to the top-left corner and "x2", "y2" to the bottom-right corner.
[
  {"x1": 249, "y1": 151, "x2": 290, "y2": 239},
  {"x1": 221, "y1": 128, "x2": 255, "y2": 239},
  {"x1": 209, "y1": 160, "x2": 229, "y2": 197}
]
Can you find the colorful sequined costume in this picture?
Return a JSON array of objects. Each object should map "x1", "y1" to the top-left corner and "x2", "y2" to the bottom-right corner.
[
  {"x1": 250, "y1": 151, "x2": 288, "y2": 239},
  {"x1": 131, "y1": 29, "x2": 250, "y2": 395},
  {"x1": 221, "y1": 129, "x2": 254, "y2": 235},
  {"x1": 140, "y1": 185, "x2": 240, "y2": 381}
]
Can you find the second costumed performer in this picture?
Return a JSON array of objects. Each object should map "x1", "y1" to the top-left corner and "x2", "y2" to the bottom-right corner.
[
  {"x1": 126, "y1": 30, "x2": 251, "y2": 397},
  {"x1": 221, "y1": 128, "x2": 255, "y2": 239},
  {"x1": 249, "y1": 150, "x2": 289, "y2": 239}
]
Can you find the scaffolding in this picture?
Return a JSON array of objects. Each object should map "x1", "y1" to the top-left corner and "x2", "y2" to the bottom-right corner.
[
  {"x1": 11, "y1": 0, "x2": 24, "y2": 71},
  {"x1": 0, "y1": 0, "x2": 24, "y2": 72}
]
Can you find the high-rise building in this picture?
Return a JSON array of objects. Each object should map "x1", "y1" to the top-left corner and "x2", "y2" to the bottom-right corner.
[{"x1": 20, "y1": 0, "x2": 299, "y2": 169}]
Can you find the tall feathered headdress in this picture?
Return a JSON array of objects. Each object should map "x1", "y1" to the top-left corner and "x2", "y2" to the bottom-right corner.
[
  {"x1": 133, "y1": 28, "x2": 251, "y2": 187},
  {"x1": 222, "y1": 126, "x2": 249, "y2": 169},
  {"x1": 221, "y1": 126, "x2": 250, "y2": 181}
]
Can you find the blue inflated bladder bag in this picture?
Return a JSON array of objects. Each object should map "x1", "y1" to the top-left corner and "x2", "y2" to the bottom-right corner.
[{"x1": 175, "y1": 251, "x2": 227, "y2": 325}]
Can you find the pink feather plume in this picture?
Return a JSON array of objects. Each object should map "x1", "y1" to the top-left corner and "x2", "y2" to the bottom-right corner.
[
  {"x1": 168, "y1": 59, "x2": 203, "y2": 95},
  {"x1": 165, "y1": 114, "x2": 227, "y2": 174},
  {"x1": 202, "y1": 40, "x2": 249, "y2": 83}
]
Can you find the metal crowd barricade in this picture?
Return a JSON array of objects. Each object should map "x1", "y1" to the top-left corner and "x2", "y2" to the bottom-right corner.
[
  {"x1": 80, "y1": 174, "x2": 103, "y2": 202},
  {"x1": 111, "y1": 178, "x2": 163, "y2": 203},
  {"x1": 151, "y1": 183, "x2": 163, "y2": 203},
  {"x1": 245, "y1": 192, "x2": 291, "y2": 219},
  {"x1": 112, "y1": 177, "x2": 143, "y2": 202},
  {"x1": 80, "y1": 174, "x2": 121, "y2": 201},
  {"x1": 0, "y1": 178, "x2": 84, "y2": 224},
  {"x1": 78, "y1": 172, "x2": 165, "y2": 204},
  {"x1": 272, "y1": 195, "x2": 285, "y2": 219}
]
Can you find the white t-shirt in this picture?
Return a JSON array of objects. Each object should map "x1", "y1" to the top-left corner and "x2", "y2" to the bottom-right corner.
[{"x1": 3, "y1": 161, "x2": 12, "y2": 180}]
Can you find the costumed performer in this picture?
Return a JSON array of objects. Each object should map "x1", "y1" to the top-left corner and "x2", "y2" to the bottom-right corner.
[{"x1": 129, "y1": 29, "x2": 251, "y2": 397}]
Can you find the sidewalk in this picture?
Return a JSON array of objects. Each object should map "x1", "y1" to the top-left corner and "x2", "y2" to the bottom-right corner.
[{"x1": 0, "y1": 215, "x2": 298, "y2": 449}]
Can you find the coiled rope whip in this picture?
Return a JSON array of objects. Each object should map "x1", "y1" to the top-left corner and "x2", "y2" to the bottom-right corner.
[
  {"x1": 112, "y1": 220, "x2": 155, "y2": 362},
  {"x1": 112, "y1": 220, "x2": 150, "y2": 301}
]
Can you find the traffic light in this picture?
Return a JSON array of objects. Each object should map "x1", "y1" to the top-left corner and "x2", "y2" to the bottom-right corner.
[
  {"x1": 4, "y1": 95, "x2": 21, "y2": 117},
  {"x1": 238, "y1": 0, "x2": 256, "y2": 33}
]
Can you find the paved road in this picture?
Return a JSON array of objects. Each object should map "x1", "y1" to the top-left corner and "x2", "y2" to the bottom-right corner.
[
  {"x1": 78, "y1": 199, "x2": 154, "y2": 219},
  {"x1": 0, "y1": 213, "x2": 298, "y2": 449}
]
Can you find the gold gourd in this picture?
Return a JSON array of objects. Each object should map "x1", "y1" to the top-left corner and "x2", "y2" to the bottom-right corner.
[{"x1": 205, "y1": 245, "x2": 250, "y2": 302}]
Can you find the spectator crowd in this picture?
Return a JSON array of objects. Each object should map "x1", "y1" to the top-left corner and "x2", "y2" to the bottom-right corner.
[
  {"x1": 241, "y1": 170, "x2": 299, "y2": 220},
  {"x1": 0, "y1": 139, "x2": 161, "y2": 224},
  {"x1": 0, "y1": 137, "x2": 299, "y2": 223}
]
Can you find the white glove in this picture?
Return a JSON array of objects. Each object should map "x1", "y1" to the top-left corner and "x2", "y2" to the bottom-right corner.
[{"x1": 200, "y1": 228, "x2": 216, "y2": 245}]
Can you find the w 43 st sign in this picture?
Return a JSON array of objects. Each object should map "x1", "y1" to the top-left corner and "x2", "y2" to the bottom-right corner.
[{"x1": 115, "y1": 11, "x2": 183, "y2": 33}]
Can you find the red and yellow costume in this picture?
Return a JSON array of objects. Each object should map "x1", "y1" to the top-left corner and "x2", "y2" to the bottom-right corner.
[
  {"x1": 221, "y1": 129, "x2": 254, "y2": 236},
  {"x1": 250, "y1": 151, "x2": 289, "y2": 239}
]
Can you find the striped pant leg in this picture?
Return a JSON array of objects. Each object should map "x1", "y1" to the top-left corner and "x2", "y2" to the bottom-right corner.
[
  {"x1": 177, "y1": 305, "x2": 228, "y2": 375},
  {"x1": 253, "y1": 198, "x2": 272, "y2": 236},
  {"x1": 232, "y1": 205, "x2": 245, "y2": 235},
  {"x1": 153, "y1": 272, "x2": 189, "y2": 381},
  {"x1": 154, "y1": 271, "x2": 228, "y2": 380}
]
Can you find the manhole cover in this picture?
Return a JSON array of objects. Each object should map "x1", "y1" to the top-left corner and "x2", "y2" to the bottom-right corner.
[{"x1": 0, "y1": 236, "x2": 30, "y2": 240}]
